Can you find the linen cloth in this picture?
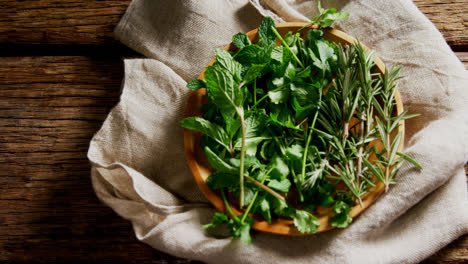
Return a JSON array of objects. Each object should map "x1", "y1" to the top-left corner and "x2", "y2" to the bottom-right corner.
[{"x1": 88, "y1": 0, "x2": 468, "y2": 263}]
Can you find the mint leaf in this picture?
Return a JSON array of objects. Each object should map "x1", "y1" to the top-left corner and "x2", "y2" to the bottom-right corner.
[
  {"x1": 235, "y1": 45, "x2": 262, "y2": 64},
  {"x1": 206, "y1": 171, "x2": 238, "y2": 190},
  {"x1": 204, "y1": 146, "x2": 237, "y2": 174},
  {"x1": 258, "y1": 16, "x2": 276, "y2": 44},
  {"x1": 294, "y1": 210, "x2": 320, "y2": 233},
  {"x1": 244, "y1": 109, "x2": 270, "y2": 138},
  {"x1": 220, "y1": 108, "x2": 240, "y2": 138},
  {"x1": 181, "y1": 117, "x2": 229, "y2": 150},
  {"x1": 186, "y1": 79, "x2": 206, "y2": 91},
  {"x1": 243, "y1": 64, "x2": 265, "y2": 84},
  {"x1": 202, "y1": 212, "x2": 228, "y2": 229},
  {"x1": 232, "y1": 33, "x2": 251, "y2": 49},
  {"x1": 214, "y1": 49, "x2": 243, "y2": 82},
  {"x1": 204, "y1": 65, "x2": 243, "y2": 111}
]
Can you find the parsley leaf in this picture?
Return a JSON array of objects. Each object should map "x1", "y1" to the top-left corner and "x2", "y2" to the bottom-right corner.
[
  {"x1": 311, "y1": 0, "x2": 349, "y2": 28},
  {"x1": 202, "y1": 212, "x2": 229, "y2": 229},
  {"x1": 331, "y1": 201, "x2": 352, "y2": 228},
  {"x1": 294, "y1": 210, "x2": 320, "y2": 233}
]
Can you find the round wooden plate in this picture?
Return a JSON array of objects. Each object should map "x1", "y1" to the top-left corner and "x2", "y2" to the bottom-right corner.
[{"x1": 184, "y1": 23, "x2": 405, "y2": 235}]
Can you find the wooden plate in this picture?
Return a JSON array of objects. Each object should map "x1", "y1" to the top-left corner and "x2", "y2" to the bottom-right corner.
[{"x1": 184, "y1": 23, "x2": 404, "y2": 235}]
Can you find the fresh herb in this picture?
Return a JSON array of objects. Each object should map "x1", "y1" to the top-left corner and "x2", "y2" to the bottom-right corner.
[{"x1": 182, "y1": 2, "x2": 421, "y2": 244}]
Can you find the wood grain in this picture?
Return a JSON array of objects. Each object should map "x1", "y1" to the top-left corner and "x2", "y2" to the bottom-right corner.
[
  {"x1": 414, "y1": 0, "x2": 468, "y2": 49},
  {"x1": 0, "y1": 0, "x2": 130, "y2": 46},
  {"x1": 0, "y1": 54, "x2": 466, "y2": 263},
  {"x1": 0, "y1": 0, "x2": 467, "y2": 263},
  {"x1": 0, "y1": 0, "x2": 466, "y2": 49},
  {"x1": 0, "y1": 56, "x2": 198, "y2": 263}
]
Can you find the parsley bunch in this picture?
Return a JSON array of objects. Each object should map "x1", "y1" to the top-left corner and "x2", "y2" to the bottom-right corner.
[{"x1": 182, "y1": 2, "x2": 421, "y2": 244}]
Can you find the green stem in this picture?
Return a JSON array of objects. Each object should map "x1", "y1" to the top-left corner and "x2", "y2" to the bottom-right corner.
[
  {"x1": 221, "y1": 189, "x2": 240, "y2": 223},
  {"x1": 300, "y1": 92, "x2": 322, "y2": 182},
  {"x1": 238, "y1": 110, "x2": 246, "y2": 208},
  {"x1": 240, "y1": 169, "x2": 271, "y2": 224},
  {"x1": 253, "y1": 78, "x2": 257, "y2": 105},
  {"x1": 271, "y1": 26, "x2": 304, "y2": 68},
  {"x1": 250, "y1": 83, "x2": 286, "y2": 111}
]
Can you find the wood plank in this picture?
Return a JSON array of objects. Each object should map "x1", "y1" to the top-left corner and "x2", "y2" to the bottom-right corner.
[
  {"x1": 0, "y1": 56, "x2": 196, "y2": 263},
  {"x1": 0, "y1": 55, "x2": 466, "y2": 263},
  {"x1": 0, "y1": 0, "x2": 467, "y2": 49},
  {"x1": 0, "y1": 0, "x2": 131, "y2": 46},
  {"x1": 414, "y1": 0, "x2": 468, "y2": 49}
]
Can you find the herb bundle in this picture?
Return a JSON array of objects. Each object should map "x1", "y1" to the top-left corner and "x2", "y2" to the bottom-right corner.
[{"x1": 182, "y1": 2, "x2": 421, "y2": 244}]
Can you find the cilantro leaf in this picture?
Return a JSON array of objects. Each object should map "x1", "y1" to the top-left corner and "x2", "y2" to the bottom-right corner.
[
  {"x1": 311, "y1": 0, "x2": 349, "y2": 28},
  {"x1": 267, "y1": 178, "x2": 291, "y2": 192},
  {"x1": 331, "y1": 201, "x2": 352, "y2": 228},
  {"x1": 270, "y1": 155, "x2": 290, "y2": 180},
  {"x1": 186, "y1": 79, "x2": 206, "y2": 91},
  {"x1": 294, "y1": 210, "x2": 320, "y2": 233},
  {"x1": 232, "y1": 33, "x2": 251, "y2": 49},
  {"x1": 181, "y1": 117, "x2": 229, "y2": 150},
  {"x1": 202, "y1": 212, "x2": 229, "y2": 229}
]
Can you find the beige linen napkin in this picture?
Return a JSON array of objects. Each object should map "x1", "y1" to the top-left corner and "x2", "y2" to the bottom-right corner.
[{"x1": 88, "y1": 0, "x2": 468, "y2": 263}]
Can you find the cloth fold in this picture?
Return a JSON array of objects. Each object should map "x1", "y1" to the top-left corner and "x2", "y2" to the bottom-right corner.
[{"x1": 89, "y1": 0, "x2": 468, "y2": 263}]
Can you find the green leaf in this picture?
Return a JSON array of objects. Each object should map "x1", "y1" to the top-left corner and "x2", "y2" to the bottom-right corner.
[
  {"x1": 186, "y1": 79, "x2": 206, "y2": 91},
  {"x1": 267, "y1": 179, "x2": 291, "y2": 193},
  {"x1": 331, "y1": 201, "x2": 352, "y2": 228},
  {"x1": 270, "y1": 155, "x2": 290, "y2": 180},
  {"x1": 285, "y1": 143, "x2": 304, "y2": 161},
  {"x1": 389, "y1": 132, "x2": 402, "y2": 163},
  {"x1": 202, "y1": 212, "x2": 228, "y2": 229},
  {"x1": 244, "y1": 109, "x2": 270, "y2": 138},
  {"x1": 243, "y1": 64, "x2": 265, "y2": 84},
  {"x1": 235, "y1": 45, "x2": 263, "y2": 64},
  {"x1": 258, "y1": 16, "x2": 277, "y2": 44},
  {"x1": 232, "y1": 33, "x2": 251, "y2": 49},
  {"x1": 206, "y1": 171, "x2": 238, "y2": 190},
  {"x1": 220, "y1": 108, "x2": 240, "y2": 138},
  {"x1": 255, "y1": 195, "x2": 272, "y2": 223},
  {"x1": 268, "y1": 88, "x2": 289, "y2": 104},
  {"x1": 204, "y1": 146, "x2": 237, "y2": 174},
  {"x1": 204, "y1": 65, "x2": 243, "y2": 111},
  {"x1": 234, "y1": 136, "x2": 270, "y2": 156},
  {"x1": 397, "y1": 152, "x2": 423, "y2": 170},
  {"x1": 311, "y1": 0, "x2": 349, "y2": 28},
  {"x1": 271, "y1": 46, "x2": 283, "y2": 62},
  {"x1": 181, "y1": 117, "x2": 229, "y2": 150},
  {"x1": 294, "y1": 210, "x2": 320, "y2": 233},
  {"x1": 214, "y1": 49, "x2": 243, "y2": 81}
]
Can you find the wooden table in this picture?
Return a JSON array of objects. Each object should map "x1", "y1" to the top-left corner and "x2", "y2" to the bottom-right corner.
[{"x1": 0, "y1": 1, "x2": 466, "y2": 263}]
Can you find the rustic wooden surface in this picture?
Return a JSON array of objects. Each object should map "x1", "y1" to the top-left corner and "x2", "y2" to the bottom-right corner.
[{"x1": 0, "y1": 1, "x2": 466, "y2": 263}]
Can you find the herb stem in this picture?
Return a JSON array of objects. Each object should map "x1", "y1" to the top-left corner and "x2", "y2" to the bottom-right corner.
[
  {"x1": 245, "y1": 175, "x2": 285, "y2": 202},
  {"x1": 240, "y1": 169, "x2": 271, "y2": 224},
  {"x1": 301, "y1": 91, "x2": 322, "y2": 183},
  {"x1": 271, "y1": 26, "x2": 304, "y2": 68},
  {"x1": 253, "y1": 78, "x2": 257, "y2": 105},
  {"x1": 221, "y1": 189, "x2": 240, "y2": 223},
  {"x1": 238, "y1": 110, "x2": 246, "y2": 208}
]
